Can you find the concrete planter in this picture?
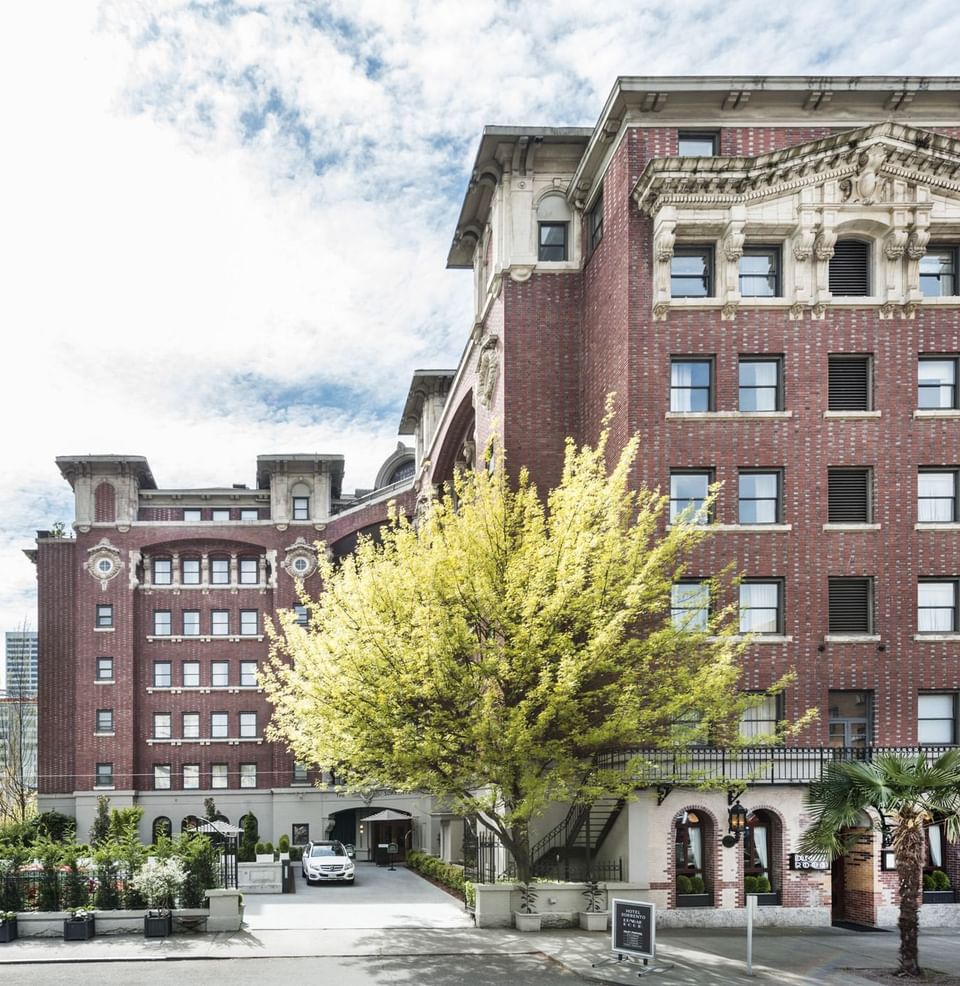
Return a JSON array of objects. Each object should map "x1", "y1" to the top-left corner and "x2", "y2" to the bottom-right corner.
[
  {"x1": 514, "y1": 912, "x2": 542, "y2": 932},
  {"x1": 579, "y1": 910, "x2": 609, "y2": 931}
]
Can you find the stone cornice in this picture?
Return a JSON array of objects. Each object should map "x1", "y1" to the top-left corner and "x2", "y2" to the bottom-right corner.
[{"x1": 633, "y1": 122, "x2": 960, "y2": 214}]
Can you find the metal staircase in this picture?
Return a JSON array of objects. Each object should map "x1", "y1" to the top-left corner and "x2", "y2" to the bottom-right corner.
[{"x1": 528, "y1": 795, "x2": 624, "y2": 881}]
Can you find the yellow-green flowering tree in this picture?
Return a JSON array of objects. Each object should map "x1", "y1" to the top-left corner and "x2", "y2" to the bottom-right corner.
[{"x1": 262, "y1": 421, "x2": 789, "y2": 882}]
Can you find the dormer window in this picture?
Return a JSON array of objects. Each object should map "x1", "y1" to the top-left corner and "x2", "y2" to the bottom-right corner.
[
  {"x1": 829, "y1": 240, "x2": 870, "y2": 296},
  {"x1": 671, "y1": 247, "x2": 713, "y2": 298}
]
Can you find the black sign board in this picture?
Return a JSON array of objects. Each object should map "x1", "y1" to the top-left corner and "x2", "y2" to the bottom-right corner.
[
  {"x1": 611, "y1": 898, "x2": 655, "y2": 959},
  {"x1": 789, "y1": 853, "x2": 830, "y2": 871}
]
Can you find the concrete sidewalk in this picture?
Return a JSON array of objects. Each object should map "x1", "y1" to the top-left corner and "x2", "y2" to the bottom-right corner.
[{"x1": 2, "y1": 922, "x2": 959, "y2": 984}]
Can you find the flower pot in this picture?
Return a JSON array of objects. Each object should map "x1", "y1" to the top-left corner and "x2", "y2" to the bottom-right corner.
[
  {"x1": 579, "y1": 910, "x2": 609, "y2": 931},
  {"x1": 64, "y1": 916, "x2": 96, "y2": 941},
  {"x1": 514, "y1": 911, "x2": 542, "y2": 932},
  {"x1": 144, "y1": 911, "x2": 173, "y2": 938},
  {"x1": 0, "y1": 919, "x2": 17, "y2": 943}
]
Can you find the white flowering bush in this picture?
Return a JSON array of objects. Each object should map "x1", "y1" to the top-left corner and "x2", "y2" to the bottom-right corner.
[{"x1": 130, "y1": 858, "x2": 186, "y2": 912}]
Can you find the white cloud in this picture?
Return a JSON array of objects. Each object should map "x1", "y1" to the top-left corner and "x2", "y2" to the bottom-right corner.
[{"x1": 1, "y1": 0, "x2": 959, "y2": 669}]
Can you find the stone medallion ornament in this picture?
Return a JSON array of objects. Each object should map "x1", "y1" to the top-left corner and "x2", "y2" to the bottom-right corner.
[
  {"x1": 86, "y1": 539, "x2": 123, "y2": 588},
  {"x1": 282, "y1": 538, "x2": 318, "y2": 579}
]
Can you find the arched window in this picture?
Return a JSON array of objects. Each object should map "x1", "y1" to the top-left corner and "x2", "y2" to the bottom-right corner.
[
  {"x1": 536, "y1": 194, "x2": 572, "y2": 262},
  {"x1": 152, "y1": 816, "x2": 172, "y2": 842},
  {"x1": 181, "y1": 814, "x2": 200, "y2": 833},
  {"x1": 675, "y1": 810, "x2": 708, "y2": 897},
  {"x1": 389, "y1": 459, "x2": 415, "y2": 484},
  {"x1": 94, "y1": 482, "x2": 116, "y2": 523},
  {"x1": 744, "y1": 810, "x2": 776, "y2": 894},
  {"x1": 291, "y1": 482, "x2": 311, "y2": 521},
  {"x1": 829, "y1": 239, "x2": 871, "y2": 297}
]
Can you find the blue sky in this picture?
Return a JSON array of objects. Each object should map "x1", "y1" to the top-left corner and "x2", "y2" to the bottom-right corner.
[{"x1": 1, "y1": 0, "x2": 959, "y2": 676}]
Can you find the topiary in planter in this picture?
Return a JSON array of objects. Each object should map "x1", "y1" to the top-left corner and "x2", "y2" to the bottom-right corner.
[
  {"x1": 676, "y1": 874, "x2": 693, "y2": 895},
  {"x1": 756, "y1": 875, "x2": 772, "y2": 893},
  {"x1": 923, "y1": 874, "x2": 936, "y2": 891},
  {"x1": 689, "y1": 876, "x2": 706, "y2": 894},
  {"x1": 744, "y1": 875, "x2": 758, "y2": 894},
  {"x1": 933, "y1": 870, "x2": 952, "y2": 891}
]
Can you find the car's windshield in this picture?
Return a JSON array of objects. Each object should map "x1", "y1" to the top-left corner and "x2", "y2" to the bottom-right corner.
[{"x1": 309, "y1": 844, "x2": 344, "y2": 857}]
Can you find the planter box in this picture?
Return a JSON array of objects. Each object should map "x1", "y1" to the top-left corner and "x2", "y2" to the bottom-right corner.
[
  {"x1": 63, "y1": 916, "x2": 95, "y2": 941},
  {"x1": 579, "y1": 910, "x2": 609, "y2": 931},
  {"x1": 144, "y1": 911, "x2": 173, "y2": 938},
  {"x1": 256, "y1": 854, "x2": 275, "y2": 863},
  {"x1": 746, "y1": 891, "x2": 781, "y2": 907},
  {"x1": 676, "y1": 893, "x2": 713, "y2": 908},
  {"x1": 923, "y1": 890, "x2": 957, "y2": 904},
  {"x1": 0, "y1": 919, "x2": 17, "y2": 943},
  {"x1": 514, "y1": 912, "x2": 542, "y2": 932}
]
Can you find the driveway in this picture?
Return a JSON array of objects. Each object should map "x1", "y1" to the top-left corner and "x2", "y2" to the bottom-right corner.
[{"x1": 242, "y1": 862, "x2": 475, "y2": 930}]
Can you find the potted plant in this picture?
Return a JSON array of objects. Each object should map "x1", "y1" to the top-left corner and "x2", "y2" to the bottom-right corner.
[
  {"x1": 922, "y1": 869, "x2": 956, "y2": 904},
  {"x1": 514, "y1": 882, "x2": 541, "y2": 931},
  {"x1": 744, "y1": 874, "x2": 780, "y2": 906},
  {"x1": 579, "y1": 879, "x2": 609, "y2": 931},
  {"x1": 278, "y1": 835, "x2": 291, "y2": 861},
  {"x1": 255, "y1": 841, "x2": 274, "y2": 863},
  {"x1": 676, "y1": 874, "x2": 712, "y2": 907},
  {"x1": 0, "y1": 911, "x2": 17, "y2": 944},
  {"x1": 64, "y1": 906, "x2": 96, "y2": 940},
  {"x1": 131, "y1": 857, "x2": 186, "y2": 938}
]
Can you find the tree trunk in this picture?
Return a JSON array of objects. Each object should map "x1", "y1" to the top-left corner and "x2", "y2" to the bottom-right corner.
[{"x1": 895, "y1": 820, "x2": 925, "y2": 978}]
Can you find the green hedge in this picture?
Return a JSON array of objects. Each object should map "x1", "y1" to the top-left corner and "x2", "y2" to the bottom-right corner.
[{"x1": 406, "y1": 850, "x2": 466, "y2": 897}]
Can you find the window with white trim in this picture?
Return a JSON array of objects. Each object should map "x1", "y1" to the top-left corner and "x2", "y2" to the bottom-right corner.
[
  {"x1": 240, "y1": 609, "x2": 259, "y2": 636},
  {"x1": 239, "y1": 712, "x2": 257, "y2": 738},
  {"x1": 153, "y1": 713, "x2": 172, "y2": 739},
  {"x1": 153, "y1": 610, "x2": 172, "y2": 636},
  {"x1": 183, "y1": 610, "x2": 200, "y2": 636},
  {"x1": 182, "y1": 558, "x2": 201, "y2": 585},
  {"x1": 210, "y1": 557, "x2": 230, "y2": 585},
  {"x1": 95, "y1": 709, "x2": 114, "y2": 733},
  {"x1": 211, "y1": 764, "x2": 228, "y2": 789},
  {"x1": 239, "y1": 557, "x2": 259, "y2": 584},
  {"x1": 182, "y1": 661, "x2": 200, "y2": 687},
  {"x1": 182, "y1": 712, "x2": 200, "y2": 739},
  {"x1": 211, "y1": 661, "x2": 229, "y2": 687},
  {"x1": 154, "y1": 765, "x2": 171, "y2": 790},
  {"x1": 211, "y1": 610, "x2": 229, "y2": 636},
  {"x1": 918, "y1": 470, "x2": 959, "y2": 523},
  {"x1": 153, "y1": 662, "x2": 172, "y2": 688},
  {"x1": 240, "y1": 763, "x2": 257, "y2": 788},
  {"x1": 240, "y1": 661, "x2": 257, "y2": 687},
  {"x1": 211, "y1": 713, "x2": 229, "y2": 739},
  {"x1": 153, "y1": 557, "x2": 172, "y2": 585},
  {"x1": 183, "y1": 764, "x2": 200, "y2": 790},
  {"x1": 918, "y1": 581, "x2": 958, "y2": 633},
  {"x1": 918, "y1": 694, "x2": 957, "y2": 744}
]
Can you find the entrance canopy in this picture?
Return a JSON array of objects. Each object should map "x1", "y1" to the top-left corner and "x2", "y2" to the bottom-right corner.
[
  {"x1": 197, "y1": 819, "x2": 244, "y2": 836},
  {"x1": 361, "y1": 809, "x2": 412, "y2": 823}
]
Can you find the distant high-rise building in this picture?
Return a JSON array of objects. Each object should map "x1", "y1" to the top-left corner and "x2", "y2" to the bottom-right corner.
[{"x1": 4, "y1": 631, "x2": 38, "y2": 697}]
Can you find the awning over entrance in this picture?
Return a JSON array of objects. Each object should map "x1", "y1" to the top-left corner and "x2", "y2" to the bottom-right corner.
[{"x1": 361, "y1": 809, "x2": 412, "y2": 823}]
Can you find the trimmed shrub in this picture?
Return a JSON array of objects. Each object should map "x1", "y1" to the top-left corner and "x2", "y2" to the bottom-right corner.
[
  {"x1": 676, "y1": 874, "x2": 693, "y2": 895},
  {"x1": 255, "y1": 842, "x2": 266, "y2": 855},
  {"x1": 756, "y1": 875, "x2": 772, "y2": 893},
  {"x1": 406, "y1": 850, "x2": 466, "y2": 897},
  {"x1": 744, "y1": 875, "x2": 758, "y2": 894},
  {"x1": 689, "y1": 875, "x2": 706, "y2": 894},
  {"x1": 923, "y1": 874, "x2": 936, "y2": 891},
  {"x1": 932, "y1": 870, "x2": 952, "y2": 891}
]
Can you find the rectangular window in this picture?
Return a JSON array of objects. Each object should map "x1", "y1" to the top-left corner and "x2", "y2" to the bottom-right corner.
[
  {"x1": 211, "y1": 713, "x2": 229, "y2": 739},
  {"x1": 294, "y1": 605, "x2": 309, "y2": 626},
  {"x1": 182, "y1": 610, "x2": 200, "y2": 636},
  {"x1": 739, "y1": 694, "x2": 780, "y2": 740},
  {"x1": 739, "y1": 471, "x2": 780, "y2": 524},
  {"x1": 829, "y1": 239, "x2": 870, "y2": 296},
  {"x1": 739, "y1": 581, "x2": 782, "y2": 635},
  {"x1": 240, "y1": 609, "x2": 259, "y2": 636},
  {"x1": 670, "y1": 358, "x2": 713, "y2": 412},
  {"x1": 211, "y1": 661, "x2": 229, "y2": 687},
  {"x1": 211, "y1": 610, "x2": 229, "y2": 636},
  {"x1": 292, "y1": 496, "x2": 309, "y2": 520},
  {"x1": 240, "y1": 661, "x2": 257, "y2": 687},
  {"x1": 293, "y1": 762, "x2": 309, "y2": 785},
  {"x1": 240, "y1": 763, "x2": 257, "y2": 788},
  {"x1": 239, "y1": 557, "x2": 259, "y2": 584},
  {"x1": 678, "y1": 131, "x2": 718, "y2": 155},
  {"x1": 828, "y1": 355, "x2": 871, "y2": 411},
  {"x1": 153, "y1": 610, "x2": 172, "y2": 636},
  {"x1": 153, "y1": 662, "x2": 172, "y2": 688},
  {"x1": 738, "y1": 358, "x2": 782, "y2": 412},
  {"x1": 240, "y1": 508, "x2": 259, "y2": 521},
  {"x1": 829, "y1": 690, "x2": 873, "y2": 749},
  {"x1": 182, "y1": 712, "x2": 200, "y2": 739},
  {"x1": 153, "y1": 712, "x2": 172, "y2": 739},
  {"x1": 588, "y1": 193, "x2": 603, "y2": 254},
  {"x1": 918, "y1": 694, "x2": 957, "y2": 744},
  {"x1": 918, "y1": 580, "x2": 958, "y2": 633},
  {"x1": 919, "y1": 357, "x2": 958, "y2": 409},
  {"x1": 96, "y1": 604, "x2": 113, "y2": 629},
  {"x1": 211, "y1": 764, "x2": 228, "y2": 789},
  {"x1": 739, "y1": 246, "x2": 781, "y2": 297},
  {"x1": 96, "y1": 657, "x2": 114, "y2": 682},
  {"x1": 671, "y1": 246, "x2": 713, "y2": 297},
  {"x1": 210, "y1": 558, "x2": 230, "y2": 585},
  {"x1": 183, "y1": 509, "x2": 202, "y2": 522},
  {"x1": 918, "y1": 470, "x2": 958, "y2": 523},
  {"x1": 538, "y1": 221, "x2": 568, "y2": 262},
  {"x1": 95, "y1": 763, "x2": 113, "y2": 788},
  {"x1": 154, "y1": 765, "x2": 171, "y2": 790},
  {"x1": 95, "y1": 709, "x2": 114, "y2": 733},
  {"x1": 828, "y1": 468, "x2": 871, "y2": 523},
  {"x1": 920, "y1": 247, "x2": 958, "y2": 297},
  {"x1": 153, "y1": 558, "x2": 172, "y2": 585},
  {"x1": 183, "y1": 764, "x2": 200, "y2": 790},
  {"x1": 182, "y1": 558, "x2": 201, "y2": 585},
  {"x1": 239, "y1": 712, "x2": 257, "y2": 738},
  {"x1": 670, "y1": 471, "x2": 711, "y2": 524},
  {"x1": 212, "y1": 509, "x2": 230, "y2": 521},
  {"x1": 671, "y1": 581, "x2": 710, "y2": 631},
  {"x1": 182, "y1": 661, "x2": 200, "y2": 687},
  {"x1": 828, "y1": 577, "x2": 873, "y2": 634}
]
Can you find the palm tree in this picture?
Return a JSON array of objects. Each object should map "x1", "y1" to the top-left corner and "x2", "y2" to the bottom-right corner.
[{"x1": 799, "y1": 749, "x2": 960, "y2": 978}]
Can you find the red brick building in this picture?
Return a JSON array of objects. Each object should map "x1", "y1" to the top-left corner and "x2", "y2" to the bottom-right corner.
[{"x1": 400, "y1": 76, "x2": 960, "y2": 926}]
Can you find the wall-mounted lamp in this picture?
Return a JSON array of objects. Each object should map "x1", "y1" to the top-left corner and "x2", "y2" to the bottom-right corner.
[{"x1": 722, "y1": 801, "x2": 748, "y2": 848}]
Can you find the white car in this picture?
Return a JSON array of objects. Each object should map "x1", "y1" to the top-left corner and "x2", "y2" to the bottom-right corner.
[{"x1": 301, "y1": 840, "x2": 356, "y2": 884}]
